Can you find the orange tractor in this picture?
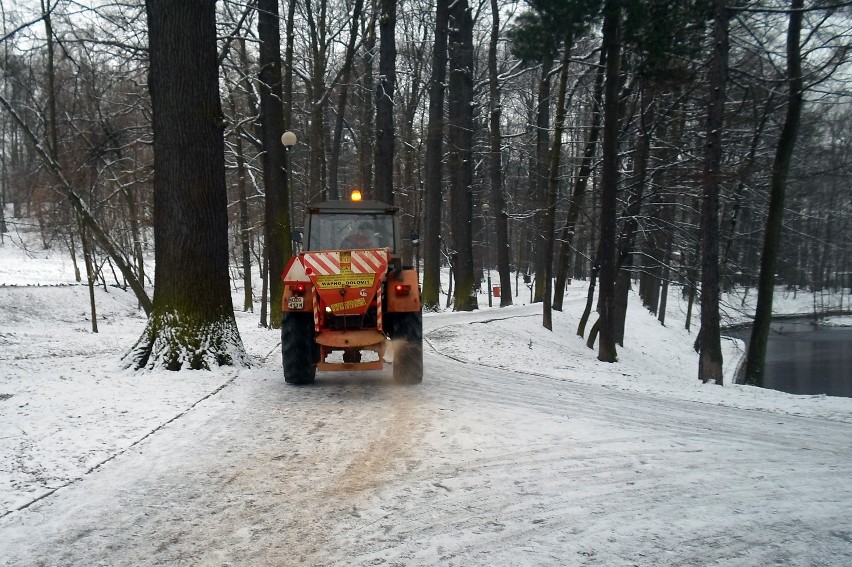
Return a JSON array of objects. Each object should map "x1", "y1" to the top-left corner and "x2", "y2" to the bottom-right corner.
[{"x1": 280, "y1": 192, "x2": 423, "y2": 385}]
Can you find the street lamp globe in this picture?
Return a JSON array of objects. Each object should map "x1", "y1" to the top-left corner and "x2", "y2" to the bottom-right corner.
[{"x1": 281, "y1": 131, "x2": 297, "y2": 147}]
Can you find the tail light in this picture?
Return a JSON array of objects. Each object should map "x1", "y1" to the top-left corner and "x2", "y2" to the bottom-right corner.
[
  {"x1": 289, "y1": 283, "x2": 307, "y2": 296},
  {"x1": 393, "y1": 284, "x2": 411, "y2": 296}
]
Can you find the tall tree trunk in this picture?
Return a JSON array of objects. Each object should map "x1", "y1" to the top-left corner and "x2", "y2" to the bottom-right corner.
[
  {"x1": 283, "y1": 0, "x2": 297, "y2": 237},
  {"x1": 237, "y1": 38, "x2": 269, "y2": 323},
  {"x1": 374, "y1": 0, "x2": 397, "y2": 204},
  {"x1": 0, "y1": 167, "x2": 6, "y2": 240},
  {"x1": 446, "y1": 253, "x2": 455, "y2": 309},
  {"x1": 421, "y1": 0, "x2": 449, "y2": 311},
  {"x1": 553, "y1": 47, "x2": 605, "y2": 311},
  {"x1": 42, "y1": 0, "x2": 58, "y2": 159},
  {"x1": 0, "y1": 104, "x2": 6, "y2": 239},
  {"x1": 121, "y1": 180, "x2": 144, "y2": 290},
  {"x1": 488, "y1": 0, "x2": 512, "y2": 307},
  {"x1": 284, "y1": 0, "x2": 296, "y2": 130},
  {"x1": 260, "y1": 248, "x2": 269, "y2": 325},
  {"x1": 697, "y1": 0, "x2": 729, "y2": 384},
  {"x1": 744, "y1": 0, "x2": 804, "y2": 387},
  {"x1": 542, "y1": 36, "x2": 573, "y2": 329},
  {"x1": 532, "y1": 59, "x2": 553, "y2": 303},
  {"x1": 229, "y1": 91, "x2": 253, "y2": 312},
  {"x1": 398, "y1": 46, "x2": 425, "y2": 268},
  {"x1": 127, "y1": 0, "x2": 247, "y2": 370},
  {"x1": 658, "y1": 263, "x2": 670, "y2": 325},
  {"x1": 685, "y1": 202, "x2": 701, "y2": 333},
  {"x1": 448, "y1": 0, "x2": 477, "y2": 311},
  {"x1": 305, "y1": 0, "x2": 328, "y2": 202},
  {"x1": 520, "y1": 94, "x2": 536, "y2": 278},
  {"x1": 258, "y1": 0, "x2": 293, "y2": 329},
  {"x1": 596, "y1": 0, "x2": 621, "y2": 363},
  {"x1": 358, "y1": 12, "x2": 376, "y2": 196},
  {"x1": 328, "y1": 0, "x2": 366, "y2": 200},
  {"x1": 78, "y1": 219, "x2": 98, "y2": 333}
]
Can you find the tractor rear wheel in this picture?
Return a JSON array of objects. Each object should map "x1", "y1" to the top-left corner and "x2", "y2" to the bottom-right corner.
[
  {"x1": 281, "y1": 312, "x2": 316, "y2": 385},
  {"x1": 391, "y1": 312, "x2": 423, "y2": 384}
]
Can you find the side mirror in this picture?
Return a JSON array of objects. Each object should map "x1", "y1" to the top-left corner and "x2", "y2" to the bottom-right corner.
[
  {"x1": 292, "y1": 230, "x2": 303, "y2": 243},
  {"x1": 409, "y1": 231, "x2": 420, "y2": 247}
]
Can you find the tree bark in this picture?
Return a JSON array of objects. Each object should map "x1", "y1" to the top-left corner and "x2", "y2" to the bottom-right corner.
[
  {"x1": 305, "y1": 0, "x2": 328, "y2": 202},
  {"x1": 77, "y1": 216, "x2": 98, "y2": 333},
  {"x1": 421, "y1": 0, "x2": 449, "y2": 311},
  {"x1": 532, "y1": 58, "x2": 553, "y2": 303},
  {"x1": 358, "y1": 9, "x2": 376, "y2": 196},
  {"x1": 697, "y1": 0, "x2": 729, "y2": 384},
  {"x1": 597, "y1": 0, "x2": 621, "y2": 363},
  {"x1": 578, "y1": 241, "x2": 602, "y2": 339},
  {"x1": 542, "y1": 36, "x2": 573, "y2": 329},
  {"x1": 553, "y1": 47, "x2": 605, "y2": 311},
  {"x1": 488, "y1": 0, "x2": 512, "y2": 307},
  {"x1": 448, "y1": 0, "x2": 477, "y2": 311},
  {"x1": 127, "y1": 0, "x2": 247, "y2": 370},
  {"x1": 744, "y1": 0, "x2": 804, "y2": 387},
  {"x1": 258, "y1": 0, "x2": 293, "y2": 329},
  {"x1": 374, "y1": 0, "x2": 396, "y2": 204},
  {"x1": 328, "y1": 0, "x2": 365, "y2": 200},
  {"x1": 229, "y1": 91, "x2": 253, "y2": 312}
]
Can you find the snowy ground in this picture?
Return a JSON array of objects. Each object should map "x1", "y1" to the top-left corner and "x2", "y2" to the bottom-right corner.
[{"x1": 1, "y1": 221, "x2": 851, "y2": 566}]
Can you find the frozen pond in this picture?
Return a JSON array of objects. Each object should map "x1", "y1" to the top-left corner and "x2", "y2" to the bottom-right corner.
[{"x1": 727, "y1": 320, "x2": 852, "y2": 397}]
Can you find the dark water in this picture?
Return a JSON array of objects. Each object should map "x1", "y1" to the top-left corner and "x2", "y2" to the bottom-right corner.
[{"x1": 726, "y1": 320, "x2": 852, "y2": 398}]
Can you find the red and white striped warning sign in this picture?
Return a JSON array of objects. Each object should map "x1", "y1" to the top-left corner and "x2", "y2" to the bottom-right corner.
[
  {"x1": 349, "y1": 249, "x2": 388, "y2": 275},
  {"x1": 302, "y1": 251, "x2": 341, "y2": 275}
]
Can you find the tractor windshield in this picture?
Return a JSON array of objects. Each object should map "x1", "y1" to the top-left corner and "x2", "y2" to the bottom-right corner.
[{"x1": 307, "y1": 213, "x2": 395, "y2": 251}]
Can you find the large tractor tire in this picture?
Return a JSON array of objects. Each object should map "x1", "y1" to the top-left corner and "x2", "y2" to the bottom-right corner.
[
  {"x1": 281, "y1": 312, "x2": 316, "y2": 385},
  {"x1": 391, "y1": 312, "x2": 423, "y2": 384}
]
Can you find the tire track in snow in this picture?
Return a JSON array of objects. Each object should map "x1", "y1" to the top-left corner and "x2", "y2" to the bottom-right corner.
[{"x1": 322, "y1": 351, "x2": 852, "y2": 566}]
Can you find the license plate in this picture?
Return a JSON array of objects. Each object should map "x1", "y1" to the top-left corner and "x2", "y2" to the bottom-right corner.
[{"x1": 287, "y1": 296, "x2": 304, "y2": 310}]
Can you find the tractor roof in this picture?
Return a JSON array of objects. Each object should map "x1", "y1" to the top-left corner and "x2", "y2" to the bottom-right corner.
[{"x1": 307, "y1": 199, "x2": 397, "y2": 214}]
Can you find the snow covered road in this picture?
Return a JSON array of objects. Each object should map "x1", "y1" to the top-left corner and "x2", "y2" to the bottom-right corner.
[{"x1": 3, "y1": 341, "x2": 851, "y2": 566}]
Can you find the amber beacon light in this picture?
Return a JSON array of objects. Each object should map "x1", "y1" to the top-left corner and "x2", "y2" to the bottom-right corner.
[{"x1": 350, "y1": 189, "x2": 363, "y2": 201}]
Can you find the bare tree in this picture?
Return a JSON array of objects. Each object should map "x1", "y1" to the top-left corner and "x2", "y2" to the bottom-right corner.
[
  {"x1": 697, "y1": 0, "x2": 728, "y2": 384},
  {"x1": 744, "y1": 0, "x2": 805, "y2": 387},
  {"x1": 487, "y1": 0, "x2": 512, "y2": 307},
  {"x1": 448, "y1": 0, "x2": 477, "y2": 311},
  {"x1": 125, "y1": 0, "x2": 247, "y2": 370},
  {"x1": 553, "y1": 47, "x2": 605, "y2": 311},
  {"x1": 327, "y1": 0, "x2": 366, "y2": 200},
  {"x1": 374, "y1": 0, "x2": 396, "y2": 204},
  {"x1": 421, "y1": 0, "x2": 449, "y2": 311},
  {"x1": 595, "y1": 0, "x2": 621, "y2": 363},
  {"x1": 258, "y1": 0, "x2": 293, "y2": 329}
]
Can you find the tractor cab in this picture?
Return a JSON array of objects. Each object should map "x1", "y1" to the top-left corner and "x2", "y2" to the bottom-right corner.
[{"x1": 304, "y1": 201, "x2": 399, "y2": 253}]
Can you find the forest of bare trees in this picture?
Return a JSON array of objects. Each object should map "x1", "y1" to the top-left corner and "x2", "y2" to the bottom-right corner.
[{"x1": 1, "y1": 0, "x2": 851, "y2": 377}]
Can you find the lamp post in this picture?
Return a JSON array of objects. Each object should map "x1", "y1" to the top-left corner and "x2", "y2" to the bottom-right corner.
[
  {"x1": 482, "y1": 202, "x2": 492, "y2": 307},
  {"x1": 280, "y1": 131, "x2": 298, "y2": 249}
]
